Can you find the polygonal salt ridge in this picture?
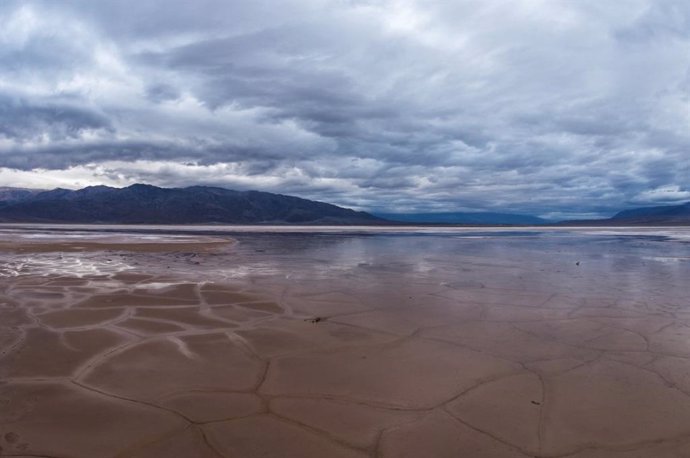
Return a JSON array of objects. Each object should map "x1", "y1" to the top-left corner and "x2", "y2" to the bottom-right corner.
[{"x1": 79, "y1": 333, "x2": 266, "y2": 402}]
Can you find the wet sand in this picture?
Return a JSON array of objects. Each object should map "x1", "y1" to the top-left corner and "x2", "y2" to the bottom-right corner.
[{"x1": 2, "y1": 226, "x2": 690, "y2": 457}]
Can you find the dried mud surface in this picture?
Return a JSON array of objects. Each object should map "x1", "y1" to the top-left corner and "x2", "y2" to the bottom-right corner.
[{"x1": 2, "y1": 226, "x2": 690, "y2": 457}]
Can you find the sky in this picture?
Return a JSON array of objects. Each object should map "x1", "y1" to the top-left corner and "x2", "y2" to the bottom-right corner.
[{"x1": 0, "y1": 0, "x2": 689, "y2": 219}]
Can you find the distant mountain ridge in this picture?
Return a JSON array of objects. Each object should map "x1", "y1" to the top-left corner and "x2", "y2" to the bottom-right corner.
[
  {"x1": 374, "y1": 212, "x2": 547, "y2": 225},
  {"x1": 611, "y1": 202, "x2": 690, "y2": 224},
  {"x1": 1, "y1": 184, "x2": 688, "y2": 225},
  {"x1": 559, "y1": 201, "x2": 690, "y2": 226},
  {"x1": 0, "y1": 184, "x2": 382, "y2": 224},
  {"x1": 0, "y1": 187, "x2": 44, "y2": 202}
]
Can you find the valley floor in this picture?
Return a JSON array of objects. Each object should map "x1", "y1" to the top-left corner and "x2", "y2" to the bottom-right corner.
[{"x1": 2, "y1": 226, "x2": 690, "y2": 457}]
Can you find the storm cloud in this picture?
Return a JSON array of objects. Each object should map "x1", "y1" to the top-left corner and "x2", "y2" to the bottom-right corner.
[{"x1": 1, "y1": 0, "x2": 689, "y2": 218}]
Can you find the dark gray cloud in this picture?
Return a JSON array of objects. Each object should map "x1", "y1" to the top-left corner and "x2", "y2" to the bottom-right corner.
[
  {"x1": 0, "y1": 93, "x2": 112, "y2": 142},
  {"x1": 0, "y1": 0, "x2": 689, "y2": 218}
]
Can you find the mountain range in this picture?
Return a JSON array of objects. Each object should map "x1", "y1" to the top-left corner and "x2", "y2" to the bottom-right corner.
[
  {"x1": 0, "y1": 184, "x2": 382, "y2": 224},
  {"x1": 0, "y1": 187, "x2": 42, "y2": 202},
  {"x1": 609, "y1": 202, "x2": 690, "y2": 224},
  {"x1": 0, "y1": 184, "x2": 688, "y2": 225},
  {"x1": 550, "y1": 202, "x2": 690, "y2": 226}
]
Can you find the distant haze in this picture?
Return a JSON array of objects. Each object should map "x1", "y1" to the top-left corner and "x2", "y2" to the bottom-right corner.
[
  {"x1": 375, "y1": 212, "x2": 547, "y2": 225},
  {"x1": 0, "y1": 1, "x2": 689, "y2": 219}
]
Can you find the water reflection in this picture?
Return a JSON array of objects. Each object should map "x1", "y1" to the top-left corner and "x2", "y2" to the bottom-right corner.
[
  {"x1": 1, "y1": 227, "x2": 690, "y2": 311},
  {"x1": 215, "y1": 231, "x2": 690, "y2": 305}
]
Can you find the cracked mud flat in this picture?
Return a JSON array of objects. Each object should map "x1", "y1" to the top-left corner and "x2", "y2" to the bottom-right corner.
[{"x1": 2, "y1": 226, "x2": 690, "y2": 457}]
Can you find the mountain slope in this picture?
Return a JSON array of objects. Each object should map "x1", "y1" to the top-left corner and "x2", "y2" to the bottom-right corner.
[
  {"x1": 610, "y1": 202, "x2": 690, "y2": 224},
  {"x1": 0, "y1": 187, "x2": 44, "y2": 203},
  {"x1": 557, "y1": 201, "x2": 690, "y2": 226},
  {"x1": 0, "y1": 184, "x2": 383, "y2": 224},
  {"x1": 375, "y1": 211, "x2": 547, "y2": 225}
]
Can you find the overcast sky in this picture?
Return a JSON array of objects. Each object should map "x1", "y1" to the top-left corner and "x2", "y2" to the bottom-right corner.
[{"x1": 1, "y1": 0, "x2": 689, "y2": 218}]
